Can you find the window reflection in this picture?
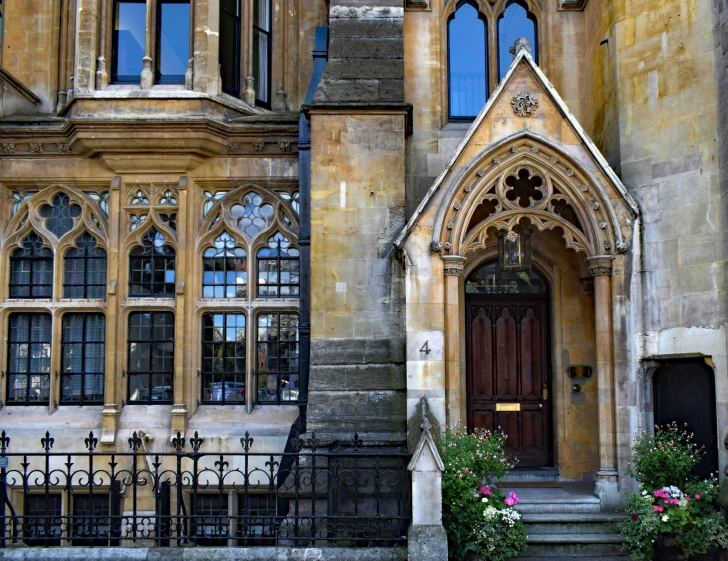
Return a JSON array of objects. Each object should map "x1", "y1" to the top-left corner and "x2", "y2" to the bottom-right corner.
[
  {"x1": 448, "y1": 2, "x2": 487, "y2": 120},
  {"x1": 220, "y1": 0, "x2": 241, "y2": 95},
  {"x1": 498, "y1": 1, "x2": 537, "y2": 80},
  {"x1": 253, "y1": 0, "x2": 272, "y2": 106},
  {"x1": 157, "y1": 0, "x2": 190, "y2": 84},
  {"x1": 112, "y1": 0, "x2": 146, "y2": 83}
]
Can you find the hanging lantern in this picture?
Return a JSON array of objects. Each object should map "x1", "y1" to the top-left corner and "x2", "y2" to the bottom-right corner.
[{"x1": 497, "y1": 224, "x2": 533, "y2": 272}]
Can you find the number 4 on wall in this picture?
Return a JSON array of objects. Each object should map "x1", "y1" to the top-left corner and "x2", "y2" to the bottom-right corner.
[{"x1": 420, "y1": 341, "x2": 431, "y2": 355}]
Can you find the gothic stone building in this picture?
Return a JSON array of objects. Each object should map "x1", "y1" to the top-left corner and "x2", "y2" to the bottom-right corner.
[{"x1": 0, "y1": 0, "x2": 726, "y2": 554}]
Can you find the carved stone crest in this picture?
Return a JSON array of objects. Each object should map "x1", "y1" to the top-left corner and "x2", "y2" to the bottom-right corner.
[{"x1": 511, "y1": 92, "x2": 539, "y2": 117}]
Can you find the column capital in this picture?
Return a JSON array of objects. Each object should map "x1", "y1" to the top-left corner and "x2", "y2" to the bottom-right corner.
[
  {"x1": 586, "y1": 255, "x2": 615, "y2": 277},
  {"x1": 442, "y1": 255, "x2": 467, "y2": 277}
]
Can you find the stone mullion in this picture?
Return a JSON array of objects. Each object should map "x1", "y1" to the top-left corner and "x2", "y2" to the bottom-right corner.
[
  {"x1": 75, "y1": 0, "x2": 99, "y2": 92},
  {"x1": 141, "y1": 0, "x2": 157, "y2": 88},
  {"x1": 171, "y1": 181, "x2": 188, "y2": 438},
  {"x1": 95, "y1": 0, "x2": 111, "y2": 88},
  {"x1": 193, "y1": 0, "x2": 222, "y2": 95},
  {"x1": 443, "y1": 255, "x2": 466, "y2": 428},
  {"x1": 587, "y1": 254, "x2": 619, "y2": 508},
  {"x1": 241, "y1": 0, "x2": 255, "y2": 104},
  {"x1": 101, "y1": 178, "x2": 122, "y2": 444}
]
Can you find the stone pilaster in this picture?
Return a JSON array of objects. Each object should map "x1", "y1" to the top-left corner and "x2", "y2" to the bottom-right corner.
[
  {"x1": 443, "y1": 255, "x2": 466, "y2": 427},
  {"x1": 587, "y1": 255, "x2": 620, "y2": 509}
]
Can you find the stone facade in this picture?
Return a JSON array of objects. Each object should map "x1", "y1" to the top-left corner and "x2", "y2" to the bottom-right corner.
[{"x1": 0, "y1": 0, "x2": 726, "y2": 553}]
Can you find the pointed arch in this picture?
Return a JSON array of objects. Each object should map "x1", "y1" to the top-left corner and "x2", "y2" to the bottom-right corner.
[
  {"x1": 424, "y1": 133, "x2": 632, "y2": 258},
  {"x1": 198, "y1": 184, "x2": 299, "y2": 251},
  {"x1": 3, "y1": 185, "x2": 108, "y2": 253}
]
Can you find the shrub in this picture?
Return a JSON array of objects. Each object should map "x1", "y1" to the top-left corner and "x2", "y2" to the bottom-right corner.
[
  {"x1": 440, "y1": 428, "x2": 525, "y2": 560},
  {"x1": 621, "y1": 422, "x2": 728, "y2": 561}
]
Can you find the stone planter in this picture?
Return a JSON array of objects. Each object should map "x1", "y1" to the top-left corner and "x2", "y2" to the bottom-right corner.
[{"x1": 653, "y1": 534, "x2": 723, "y2": 561}]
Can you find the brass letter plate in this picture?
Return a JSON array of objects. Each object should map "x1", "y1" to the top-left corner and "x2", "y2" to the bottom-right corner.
[{"x1": 496, "y1": 403, "x2": 521, "y2": 412}]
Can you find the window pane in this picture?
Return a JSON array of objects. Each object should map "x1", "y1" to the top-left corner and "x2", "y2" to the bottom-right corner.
[
  {"x1": 256, "y1": 313, "x2": 298, "y2": 404},
  {"x1": 24, "y1": 494, "x2": 63, "y2": 546},
  {"x1": 220, "y1": 0, "x2": 241, "y2": 95},
  {"x1": 7, "y1": 314, "x2": 52, "y2": 405},
  {"x1": 61, "y1": 313, "x2": 105, "y2": 405},
  {"x1": 158, "y1": 1, "x2": 190, "y2": 84},
  {"x1": 498, "y1": 1, "x2": 536, "y2": 80},
  {"x1": 448, "y1": 2, "x2": 487, "y2": 119},
  {"x1": 114, "y1": 1, "x2": 146, "y2": 82},
  {"x1": 128, "y1": 312, "x2": 174, "y2": 404},
  {"x1": 201, "y1": 313, "x2": 245, "y2": 404}
]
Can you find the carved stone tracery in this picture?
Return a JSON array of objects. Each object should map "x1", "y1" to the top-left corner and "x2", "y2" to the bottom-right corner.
[{"x1": 432, "y1": 137, "x2": 627, "y2": 261}]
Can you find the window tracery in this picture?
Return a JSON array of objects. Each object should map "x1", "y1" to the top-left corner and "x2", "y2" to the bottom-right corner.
[
  {"x1": 39, "y1": 194, "x2": 83, "y2": 239},
  {"x1": 202, "y1": 231, "x2": 247, "y2": 298},
  {"x1": 64, "y1": 233, "x2": 108, "y2": 299},
  {"x1": 435, "y1": 139, "x2": 617, "y2": 259},
  {"x1": 128, "y1": 227, "x2": 176, "y2": 298},
  {"x1": 257, "y1": 231, "x2": 299, "y2": 297}
]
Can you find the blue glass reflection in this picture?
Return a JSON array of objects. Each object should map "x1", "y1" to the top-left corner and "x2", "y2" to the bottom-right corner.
[
  {"x1": 498, "y1": 2, "x2": 536, "y2": 80},
  {"x1": 449, "y1": 3, "x2": 487, "y2": 119},
  {"x1": 114, "y1": 2, "x2": 146, "y2": 82},
  {"x1": 159, "y1": 2, "x2": 190, "y2": 83}
]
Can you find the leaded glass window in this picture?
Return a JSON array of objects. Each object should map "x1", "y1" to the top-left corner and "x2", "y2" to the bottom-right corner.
[
  {"x1": 61, "y1": 313, "x2": 105, "y2": 405},
  {"x1": 203, "y1": 232, "x2": 247, "y2": 299},
  {"x1": 237, "y1": 494, "x2": 277, "y2": 546},
  {"x1": 72, "y1": 494, "x2": 110, "y2": 546},
  {"x1": 6, "y1": 313, "x2": 52, "y2": 405},
  {"x1": 201, "y1": 313, "x2": 246, "y2": 404},
  {"x1": 10, "y1": 233, "x2": 54, "y2": 299},
  {"x1": 39, "y1": 193, "x2": 82, "y2": 239},
  {"x1": 129, "y1": 228, "x2": 176, "y2": 297},
  {"x1": 256, "y1": 312, "x2": 299, "y2": 404},
  {"x1": 64, "y1": 233, "x2": 107, "y2": 299},
  {"x1": 230, "y1": 192, "x2": 274, "y2": 238},
  {"x1": 194, "y1": 495, "x2": 229, "y2": 545},
  {"x1": 23, "y1": 494, "x2": 62, "y2": 546},
  {"x1": 128, "y1": 311, "x2": 174, "y2": 404},
  {"x1": 257, "y1": 232, "x2": 299, "y2": 297}
]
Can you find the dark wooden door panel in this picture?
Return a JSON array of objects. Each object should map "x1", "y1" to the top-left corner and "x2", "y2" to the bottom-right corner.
[{"x1": 467, "y1": 299, "x2": 551, "y2": 467}]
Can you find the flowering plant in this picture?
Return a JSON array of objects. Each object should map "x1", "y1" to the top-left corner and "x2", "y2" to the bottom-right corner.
[
  {"x1": 621, "y1": 423, "x2": 728, "y2": 560},
  {"x1": 439, "y1": 428, "x2": 526, "y2": 560}
]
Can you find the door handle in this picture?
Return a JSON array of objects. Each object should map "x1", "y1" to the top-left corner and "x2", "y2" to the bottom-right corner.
[{"x1": 542, "y1": 384, "x2": 549, "y2": 401}]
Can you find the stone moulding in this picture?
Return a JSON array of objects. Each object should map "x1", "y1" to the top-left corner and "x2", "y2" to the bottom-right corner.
[
  {"x1": 511, "y1": 91, "x2": 539, "y2": 117},
  {"x1": 558, "y1": 0, "x2": 588, "y2": 10}
]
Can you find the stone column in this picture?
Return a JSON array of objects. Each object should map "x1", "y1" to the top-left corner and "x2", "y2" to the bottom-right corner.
[
  {"x1": 587, "y1": 255, "x2": 619, "y2": 509},
  {"x1": 442, "y1": 255, "x2": 466, "y2": 428}
]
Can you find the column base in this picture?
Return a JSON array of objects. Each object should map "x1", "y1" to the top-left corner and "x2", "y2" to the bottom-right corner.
[
  {"x1": 595, "y1": 470, "x2": 622, "y2": 511},
  {"x1": 407, "y1": 524, "x2": 448, "y2": 561}
]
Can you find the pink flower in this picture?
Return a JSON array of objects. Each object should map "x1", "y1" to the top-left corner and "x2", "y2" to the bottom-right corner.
[
  {"x1": 480, "y1": 486, "x2": 492, "y2": 496},
  {"x1": 505, "y1": 497, "x2": 515, "y2": 506},
  {"x1": 653, "y1": 506, "x2": 664, "y2": 512},
  {"x1": 507, "y1": 491, "x2": 520, "y2": 505},
  {"x1": 695, "y1": 493, "x2": 702, "y2": 500}
]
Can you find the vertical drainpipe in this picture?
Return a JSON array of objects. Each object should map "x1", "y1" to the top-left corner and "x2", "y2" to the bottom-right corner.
[{"x1": 297, "y1": 26, "x2": 329, "y2": 434}]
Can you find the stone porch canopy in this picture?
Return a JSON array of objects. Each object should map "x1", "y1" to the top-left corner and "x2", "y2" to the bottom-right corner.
[
  {"x1": 394, "y1": 47, "x2": 640, "y2": 257},
  {"x1": 394, "y1": 47, "x2": 642, "y2": 508}
]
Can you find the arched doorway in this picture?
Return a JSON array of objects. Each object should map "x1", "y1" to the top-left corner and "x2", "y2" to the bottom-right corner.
[
  {"x1": 653, "y1": 359, "x2": 719, "y2": 479},
  {"x1": 465, "y1": 260, "x2": 552, "y2": 467}
]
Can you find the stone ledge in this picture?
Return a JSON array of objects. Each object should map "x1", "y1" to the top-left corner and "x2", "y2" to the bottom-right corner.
[{"x1": 0, "y1": 547, "x2": 406, "y2": 561}]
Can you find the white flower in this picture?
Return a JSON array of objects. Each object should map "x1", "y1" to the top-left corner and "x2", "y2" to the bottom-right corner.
[
  {"x1": 662, "y1": 515, "x2": 669, "y2": 523},
  {"x1": 641, "y1": 489, "x2": 648, "y2": 495},
  {"x1": 482, "y1": 497, "x2": 488, "y2": 503}
]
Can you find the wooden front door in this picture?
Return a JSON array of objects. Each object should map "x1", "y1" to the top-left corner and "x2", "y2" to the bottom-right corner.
[{"x1": 466, "y1": 300, "x2": 551, "y2": 467}]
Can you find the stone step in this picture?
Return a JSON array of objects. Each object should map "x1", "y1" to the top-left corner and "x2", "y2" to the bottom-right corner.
[
  {"x1": 515, "y1": 496, "x2": 601, "y2": 513},
  {"x1": 515, "y1": 557, "x2": 630, "y2": 561},
  {"x1": 523, "y1": 512, "x2": 627, "y2": 534},
  {"x1": 521, "y1": 533, "x2": 626, "y2": 557},
  {"x1": 496, "y1": 467, "x2": 560, "y2": 482}
]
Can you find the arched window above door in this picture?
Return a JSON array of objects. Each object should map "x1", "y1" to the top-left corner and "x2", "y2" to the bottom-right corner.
[
  {"x1": 465, "y1": 260, "x2": 547, "y2": 295},
  {"x1": 498, "y1": 1, "x2": 537, "y2": 80},
  {"x1": 448, "y1": 2, "x2": 488, "y2": 120}
]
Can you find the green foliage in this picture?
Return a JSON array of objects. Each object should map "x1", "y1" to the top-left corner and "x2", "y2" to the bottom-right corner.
[
  {"x1": 620, "y1": 422, "x2": 728, "y2": 561},
  {"x1": 440, "y1": 428, "x2": 525, "y2": 560},
  {"x1": 627, "y1": 422, "x2": 704, "y2": 492}
]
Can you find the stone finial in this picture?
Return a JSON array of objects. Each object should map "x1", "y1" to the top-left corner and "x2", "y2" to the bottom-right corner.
[{"x1": 509, "y1": 37, "x2": 532, "y2": 58}]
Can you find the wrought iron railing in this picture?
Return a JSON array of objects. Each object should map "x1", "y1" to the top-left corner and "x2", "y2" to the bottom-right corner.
[{"x1": 0, "y1": 430, "x2": 410, "y2": 548}]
